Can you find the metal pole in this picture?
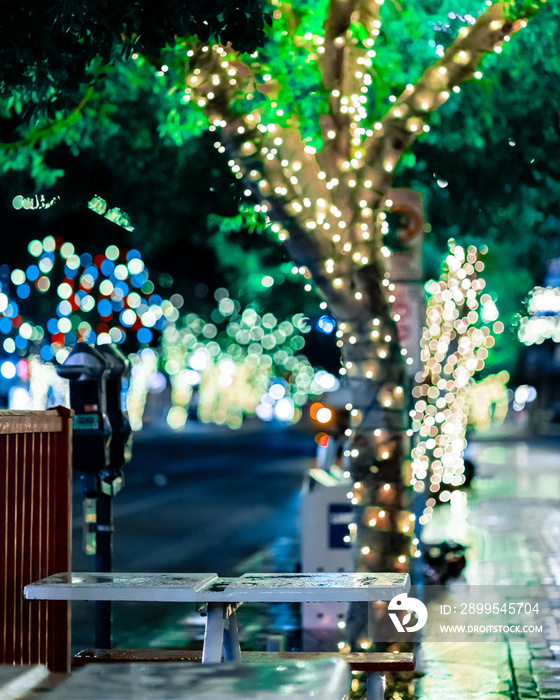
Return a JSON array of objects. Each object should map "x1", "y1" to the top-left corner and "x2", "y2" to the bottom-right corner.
[
  {"x1": 94, "y1": 493, "x2": 113, "y2": 648},
  {"x1": 202, "y1": 603, "x2": 226, "y2": 663}
]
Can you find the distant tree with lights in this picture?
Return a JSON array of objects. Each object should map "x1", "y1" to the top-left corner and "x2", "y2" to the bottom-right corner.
[
  {"x1": 2, "y1": 234, "x2": 165, "y2": 360},
  {"x1": 0, "y1": 232, "x2": 327, "y2": 430},
  {"x1": 159, "y1": 293, "x2": 325, "y2": 430},
  {"x1": 410, "y1": 240, "x2": 501, "y2": 523}
]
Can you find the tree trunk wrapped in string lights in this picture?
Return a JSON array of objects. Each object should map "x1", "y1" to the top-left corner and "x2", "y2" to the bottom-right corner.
[{"x1": 181, "y1": 0, "x2": 542, "y2": 644}]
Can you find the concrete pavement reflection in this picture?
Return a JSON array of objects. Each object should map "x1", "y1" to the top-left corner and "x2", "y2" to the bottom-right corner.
[{"x1": 415, "y1": 434, "x2": 560, "y2": 700}]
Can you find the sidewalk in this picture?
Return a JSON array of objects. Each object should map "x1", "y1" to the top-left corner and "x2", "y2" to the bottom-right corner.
[
  {"x1": 416, "y1": 434, "x2": 560, "y2": 700},
  {"x1": 110, "y1": 428, "x2": 560, "y2": 700}
]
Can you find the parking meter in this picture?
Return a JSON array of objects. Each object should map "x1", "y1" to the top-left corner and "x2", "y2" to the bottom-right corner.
[
  {"x1": 56, "y1": 342, "x2": 121, "y2": 649},
  {"x1": 97, "y1": 344, "x2": 132, "y2": 476},
  {"x1": 57, "y1": 343, "x2": 112, "y2": 473}
]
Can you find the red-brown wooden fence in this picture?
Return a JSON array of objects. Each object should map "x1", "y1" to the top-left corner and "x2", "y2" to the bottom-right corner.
[{"x1": 0, "y1": 407, "x2": 72, "y2": 672}]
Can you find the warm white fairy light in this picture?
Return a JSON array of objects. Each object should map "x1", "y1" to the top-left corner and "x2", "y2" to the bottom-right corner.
[
  {"x1": 410, "y1": 241, "x2": 498, "y2": 525},
  {"x1": 519, "y1": 287, "x2": 560, "y2": 345}
]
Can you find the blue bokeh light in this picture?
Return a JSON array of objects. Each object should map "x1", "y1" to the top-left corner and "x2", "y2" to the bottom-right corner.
[
  {"x1": 16, "y1": 283, "x2": 30, "y2": 299},
  {"x1": 97, "y1": 299, "x2": 113, "y2": 317},
  {"x1": 137, "y1": 327, "x2": 153, "y2": 344},
  {"x1": 40, "y1": 346, "x2": 54, "y2": 361},
  {"x1": 317, "y1": 315, "x2": 336, "y2": 334},
  {"x1": 26, "y1": 265, "x2": 39, "y2": 282},
  {"x1": 101, "y1": 259, "x2": 115, "y2": 276}
]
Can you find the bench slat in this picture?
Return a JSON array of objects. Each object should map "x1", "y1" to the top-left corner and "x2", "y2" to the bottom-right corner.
[
  {"x1": 244, "y1": 651, "x2": 415, "y2": 672},
  {"x1": 24, "y1": 573, "x2": 219, "y2": 602},
  {"x1": 25, "y1": 571, "x2": 410, "y2": 602},
  {"x1": 73, "y1": 648, "x2": 415, "y2": 672},
  {"x1": 72, "y1": 649, "x2": 204, "y2": 666}
]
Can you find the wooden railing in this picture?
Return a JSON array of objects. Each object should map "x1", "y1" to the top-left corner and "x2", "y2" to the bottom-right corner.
[{"x1": 0, "y1": 407, "x2": 72, "y2": 672}]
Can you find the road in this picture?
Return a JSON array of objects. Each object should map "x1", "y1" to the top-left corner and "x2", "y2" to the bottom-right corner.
[{"x1": 70, "y1": 419, "x2": 316, "y2": 650}]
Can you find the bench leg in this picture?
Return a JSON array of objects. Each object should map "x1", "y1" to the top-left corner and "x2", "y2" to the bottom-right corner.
[
  {"x1": 222, "y1": 611, "x2": 242, "y2": 661},
  {"x1": 366, "y1": 673, "x2": 385, "y2": 700},
  {"x1": 202, "y1": 602, "x2": 225, "y2": 663}
]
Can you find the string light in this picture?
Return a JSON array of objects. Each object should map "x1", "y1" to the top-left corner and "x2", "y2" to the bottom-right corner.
[
  {"x1": 518, "y1": 287, "x2": 560, "y2": 344},
  {"x1": 411, "y1": 241, "x2": 498, "y2": 524}
]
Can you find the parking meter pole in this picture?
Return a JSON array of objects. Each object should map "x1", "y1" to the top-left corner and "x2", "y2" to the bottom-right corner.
[
  {"x1": 94, "y1": 492, "x2": 113, "y2": 649},
  {"x1": 93, "y1": 345, "x2": 131, "y2": 649},
  {"x1": 57, "y1": 344, "x2": 115, "y2": 649},
  {"x1": 58, "y1": 343, "x2": 132, "y2": 650}
]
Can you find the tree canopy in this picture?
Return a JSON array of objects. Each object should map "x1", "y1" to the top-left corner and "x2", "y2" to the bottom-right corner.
[
  {"x1": 0, "y1": 0, "x2": 556, "y2": 377},
  {"x1": 1, "y1": 1, "x2": 271, "y2": 119}
]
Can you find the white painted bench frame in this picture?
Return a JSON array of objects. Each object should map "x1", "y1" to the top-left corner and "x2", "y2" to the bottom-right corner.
[
  {"x1": 24, "y1": 572, "x2": 409, "y2": 661},
  {"x1": 25, "y1": 572, "x2": 412, "y2": 700}
]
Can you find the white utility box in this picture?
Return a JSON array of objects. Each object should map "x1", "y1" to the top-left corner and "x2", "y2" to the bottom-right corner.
[{"x1": 300, "y1": 476, "x2": 355, "y2": 646}]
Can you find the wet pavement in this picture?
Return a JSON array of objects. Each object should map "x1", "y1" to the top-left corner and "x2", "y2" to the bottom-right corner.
[
  {"x1": 414, "y1": 642, "x2": 512, "y2": 700},
  {"x1": 102, "y1": 422, "x2": 560, "y2": 700},
  {"x1": 416, "y1": 432, "x2": 560, "y2": 700}
]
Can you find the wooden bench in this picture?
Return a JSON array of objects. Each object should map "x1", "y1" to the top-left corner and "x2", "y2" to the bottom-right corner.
[
  {"x1": 73, "y1": 647, "x2": 415, "y2": 673},
  {"x1": 25, "y1": 571, "x2": 414, "y2": 699}
]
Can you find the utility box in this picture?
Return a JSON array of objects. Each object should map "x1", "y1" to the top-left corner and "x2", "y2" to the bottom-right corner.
[{"x1": 300, "y1": 476, "x2": 354, "y2": 648}]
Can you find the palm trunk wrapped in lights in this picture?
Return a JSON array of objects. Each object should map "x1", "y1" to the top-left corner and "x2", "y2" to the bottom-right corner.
[{"x1": 181, "y1": 0, "x2": 542, "y2": 644}]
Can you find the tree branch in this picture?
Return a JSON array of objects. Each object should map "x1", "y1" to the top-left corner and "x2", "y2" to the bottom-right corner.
[
  {"x1": 0, "y1": 85, "x2": 97, "y2": 150},
  {"x1": 359, "y1": 1, "x2": 531, "y2": 210}
]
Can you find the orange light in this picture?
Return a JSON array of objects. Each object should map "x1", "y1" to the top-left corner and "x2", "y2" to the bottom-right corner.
[
  {"x1": 309, "y1": 402, "x2": 323, "y2": 420},
  {"x1": 315, "y1": 432, "x2": 330, "y2": 447}
]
